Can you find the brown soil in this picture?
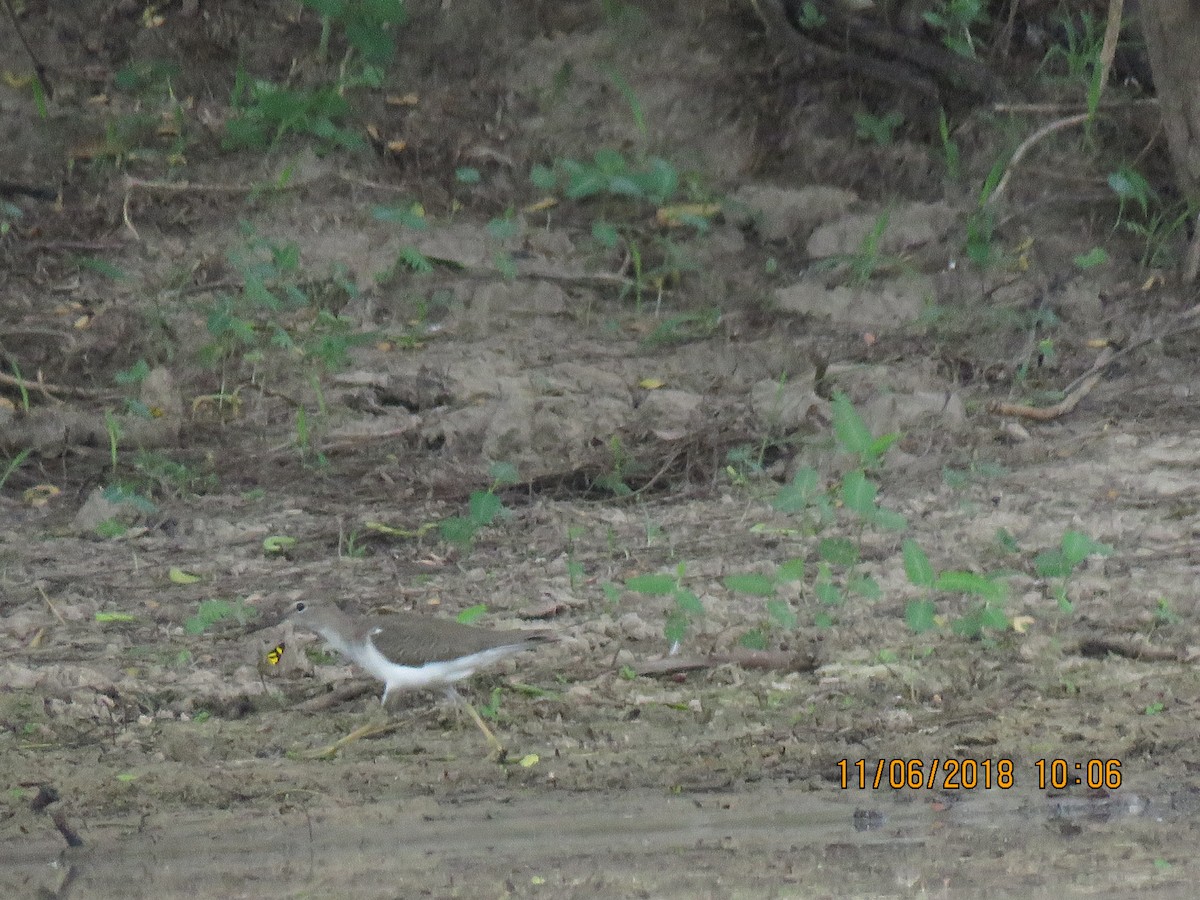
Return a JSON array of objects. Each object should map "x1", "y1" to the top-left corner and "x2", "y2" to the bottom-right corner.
[{"x1": 4, "y1": 1, "x2": 1200, "y2": 896}]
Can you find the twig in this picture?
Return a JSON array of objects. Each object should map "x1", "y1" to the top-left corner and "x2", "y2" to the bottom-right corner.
[
  {"x1": 1, "y1": 0, "x2": 53, "y2": 99},
  {"x1": 990, "y1": 0, "x2": 1124, "y2": 207},
  {"x1": 38, "y1": 584, "x2": 66, "y2": 626},
  {"x1": 992, "y1": 99, "x2": 1158, "y2": 114},
  {"x1": 1097, "y1": 0, "x2": 1125, "y2": 99},
  {"x1": 0, "y1": 369, "x2": 113, "y2": 401},
  {"x1": 988, "y1": 113, "x2": 1092, "y2": 205},
  {"x1": 990, "y1": 347, "x2": 1113, "y2": 421}
]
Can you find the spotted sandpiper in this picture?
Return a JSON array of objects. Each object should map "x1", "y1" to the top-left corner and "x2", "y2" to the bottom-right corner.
[{"x1": 287, "y1": 598, "x2": 554, "y2": 756}]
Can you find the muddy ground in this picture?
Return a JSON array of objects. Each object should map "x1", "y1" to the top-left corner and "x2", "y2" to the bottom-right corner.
[{"x1": 4, "y1": 1, "x2": 1200, "y2": 897}]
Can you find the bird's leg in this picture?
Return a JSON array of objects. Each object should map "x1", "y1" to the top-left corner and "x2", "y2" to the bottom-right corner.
[
  {"x1": 304, "y1": 694, "x2": 401, "y2": 759},
  {"x1": 305, "y1": 716, "x2": 401, "y2": 759},
  {"x1": 445, "y1": 687, "x2": 506, "y2": 757}
]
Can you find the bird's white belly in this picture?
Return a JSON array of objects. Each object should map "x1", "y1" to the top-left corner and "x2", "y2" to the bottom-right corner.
[{"x1": 357, "y1": 641, "x2": 523, "y2": 702}]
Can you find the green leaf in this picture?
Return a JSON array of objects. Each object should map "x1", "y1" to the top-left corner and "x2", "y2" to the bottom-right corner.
[
  {"x1": 766, "y1": 599, "x2": 797, "y2": 629},
  {"x1": 870, "y1": 508, "x2": 908, "y2": 531},
  {"x1": 777, "y1": 557, "x2": 806, "y2": 582},
  {"x1": 263, "y1": 535, "x2": 297, "y2": 554},
  {"x1": 467, "y1": 490, "x2": 503, "y2": 526},
  {"x1": 815, "y1": 580, "x2": 842, "y2": 606},
  {"x1": 1061, "y1": 530, "x2": 1113, "y2": 567},
  {"x1": 625, "y1": 573, "x2": 677, "y2": 596},
  {"x1": 372, "y1": 204, "x2": 429, "y2": 229},
  {"x1": 440, "y1": 517, "x2": 477, "y2": 547},
  {"x1": 487, "y1": 216, "x2": 520, "y2": 240},
  {"x1": 664, "y1": 610, "x2": 688, "y2": 644},
  {"x1": 398, "y1": 246, "x2": 433, "y2": 273},
  {"x1": 1074, "y1": 247, "x2": 1108, "y2": 270},
  {"x1": 591, "y1": 220, "x2": 620, "y2": 249},
  {"x1": 494, "y1": 250, "x2": 518, "y2": 280},
  {"x1": 840, "y1": 470, "x2": 877, "y2": 515},
  {"x1": 831, "y1": 392, "x2": 872, "y2": 457},
  {"x1": 994, "y1": 528, "x2": 1020, "y2": 554},
  {"x1": 675, "y1": 589, "x2": 704, "y2": 615},
  {"x1": 868, "y1": 433, "x2": 900, "y2": 459},
  {"x1": 740, "y1": 629, "x2": 767, "y2": 650},
  {"x1": 1033, "y1": 549, "x2": 1070, "y2": 578},
  {"x1": 773, "y1": 467, "x2": 821, "y2": 513},
  {"x1": 935, "y1": 571, "x2": 1006, "y2": 603},
  {"x1": 818, "y1": 537, "x2": 858, "y2": 567},
  {"x1": 848, "y1": 575, "x2": 881, "y2": 600},
  {"x1": 95, "y1": 519, "x2": 127, "y2": 538},
  {"x1": 905, "y1": 599, "x2": 937, "y2": 633},
  {"x1": 455, "y1": 166, "x2": 482, "y2": 184},
  {"x1": 724, "y1": 573, "x2": 776, "y2": 596},
  {"x1": 530, "y1": 164, "x2": 557, "y2": 190},
  {"x1": 456, "y1": 604, "x2": 488, "y2": 624},
  {"x1": 489, "y1": 461, "x2": 520, "y2": 485},
  {"x1": 592, "y1": 147, "x2": 628, "y2": 174},
  {"x1": 95, "y1": 611, "x2": 137, "y2": 623},
  {"x1": 184, "y1": 599, "x2": 248, "y2": 635},
  {"x1": 902, "y1": 540, "x2": 935, "y2": 586}
]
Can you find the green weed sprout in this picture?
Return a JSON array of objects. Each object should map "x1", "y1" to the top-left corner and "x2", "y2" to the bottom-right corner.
[
  {"x1": 625, "y1": 563, "x2": 704, "y2": 649},
  {"x1": 440, "y1": 461, "x2": 519, "y2": 549},
  {"x1": 725, "y1": 560, "x2": 804, "y2": 649},
  {"x1": 1034, "y1": 529, "x2": 1113, "y2": 613}
]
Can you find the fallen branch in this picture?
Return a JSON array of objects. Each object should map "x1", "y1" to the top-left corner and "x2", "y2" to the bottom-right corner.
[{"x1": 990, "y1": 347, "x2": 1112, "y2": 421}]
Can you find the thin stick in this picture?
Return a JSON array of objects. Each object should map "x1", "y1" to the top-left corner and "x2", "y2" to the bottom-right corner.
[
  {"x1": 38, "y1": 584, "x2": 66, "y2": 626},
  {"x1": 988, "y1": 113, "x2": 1092, "y2": 205},
  {"x1": 0, "y1": 0, "x2": 53, "y2": 99}
]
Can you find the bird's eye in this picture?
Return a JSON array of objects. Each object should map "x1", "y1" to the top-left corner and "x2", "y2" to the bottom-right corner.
[{"x1": 295, "y1": 601, "x2": 306, "y2": 613}]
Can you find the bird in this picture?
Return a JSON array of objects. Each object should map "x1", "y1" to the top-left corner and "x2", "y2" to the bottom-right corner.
[{"x1": 287, "y1": 597, "x2": 555, "y2": 756}]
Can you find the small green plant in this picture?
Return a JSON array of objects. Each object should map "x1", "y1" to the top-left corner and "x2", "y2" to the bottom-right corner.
[
  {"x1": 0, "y1": 449, "x2": 31, "y2": 491},
  {"x1": 923, "y1": 0, "x2": 988, "y2": 57},
  {"x1": 795, "y1": 1, "x2": 826, "y2": 30},
  {"x1": 814, "y1": 211, "x2": 899, "y2": 286},
  {"x1": 198, "y1": 224, "x2": 365, "y2": 374},
  {"x1": 1074, "y1": 247, "x2": 1109, "y2": 270},
  {"x1": 766, "y1": 394, "x2": 904, "y2": 623},
  {"x1": 854, "y1": 110, "x2": 904, "y2": 146},
  {"x1": 133, "y1": 450, "x2": 218, "y2": 497},
  {"x1": 487, "y1": 212, "x2": 521, "y2": 280},
  {"x1": 966, "y1": 156, "x2": 1007, "y2": 268},
  {"x1": 440, "y1": 461, "x2": 520, "y2": 549},
  {"x1": 1, "y1": 200, "x2": 22, "y2": 238},
  {"x1": 185, "y1": 598, "x2": 258, "y2": 635},
  {"x1": 565, "y1": 526, "x2": 587, "y2": 590},
  {"x1": 223, "y1": 68, "x2": 368, "y2": 153},
  {"x1": 536, "y1": 149, "x2": 679, "y2": 206},
  {"x1": 901, "y1": 539, "x2": 1010, "y2": 638},
  {"x1": 601, "y1": 64, "x2": 646, "y2": 137},
  {"x1": 725, "y1": 560, "x2": 805, "y2": 648},
  {"x1": 1033, "y1": 529, "x2": 1113, "y2": 613},
  {"x1": 1108, "y1": 166, "x2": 1194, "y2": 269},
  {"x1": 642, "y1": 309, "x2": 721, "y2": 346},
  {"x1": 6, "y1": 359, "x2": 30, "y2": 412},
  {"x1": 594, "y1": 435, "x2": 635, "y2": 497},
  {"x1": 299, "y1": 0, "x2": 407, "y2": 65},
  {"x1": 1153, "y1": 597, "x2": 1178, "y2": 627},
  {"x1": 624, "y1": 563, "x2": 704, "y2": 648},
  {"x1": 1038, "y1": 11, "x2": 1104, "y2": 90}
]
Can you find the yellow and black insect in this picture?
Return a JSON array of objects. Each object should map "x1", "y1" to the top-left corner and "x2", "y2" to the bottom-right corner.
[{"x1": 265, "y1": 642, "x2": 286, "y2": 665}]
